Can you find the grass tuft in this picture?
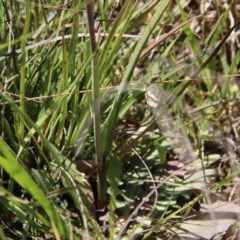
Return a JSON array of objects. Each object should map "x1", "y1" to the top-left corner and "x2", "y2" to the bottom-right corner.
[{"x1": 1, "y1": 1, "x2": 240, "y2": 239}]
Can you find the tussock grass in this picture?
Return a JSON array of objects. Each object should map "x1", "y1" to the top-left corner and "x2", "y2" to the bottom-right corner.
[{"x1": 0, "y1": 0, "x2": 240, "y2": 239}]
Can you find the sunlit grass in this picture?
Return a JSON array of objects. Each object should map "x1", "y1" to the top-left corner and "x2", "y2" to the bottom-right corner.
[{"x1": 0, "y1": 0, "x2": 240, "y2": 239}]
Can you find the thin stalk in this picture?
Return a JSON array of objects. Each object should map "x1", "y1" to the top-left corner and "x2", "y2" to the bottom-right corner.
[
  {"x1": 85, "y1": 1, "x2": 106, "y2": 210},
  {"x1": 57, "y1": 32, "x2": 68, "y2": 144},
  {"x1": 69, "y1": 0, "x2": 79, "y2": 61},
  {"x1": 19, "y1": 0, "x2": 31, "y2": 142}
]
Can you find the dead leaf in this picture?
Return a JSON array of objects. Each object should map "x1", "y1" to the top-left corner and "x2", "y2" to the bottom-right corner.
[{"x1": 176, "y1": 201, "x2": 240, "y2": 239}]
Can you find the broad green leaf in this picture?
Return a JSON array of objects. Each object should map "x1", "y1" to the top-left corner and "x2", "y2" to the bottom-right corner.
[
  {"x1": 107, "y1": 154, "x2": 122, "y2": 211},
  {"x1": 0, "y1": 138, "x2": 65, "y2": 236}
]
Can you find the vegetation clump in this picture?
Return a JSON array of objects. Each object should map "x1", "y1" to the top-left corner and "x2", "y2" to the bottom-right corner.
[{"x1": 0, "y1": 0, "x2": 240, "y2": 239}]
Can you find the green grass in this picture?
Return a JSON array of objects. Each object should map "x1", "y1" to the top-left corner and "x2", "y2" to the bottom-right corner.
[{"x1": 0, "y1": 0, "x2": 240, "y2": 239}]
